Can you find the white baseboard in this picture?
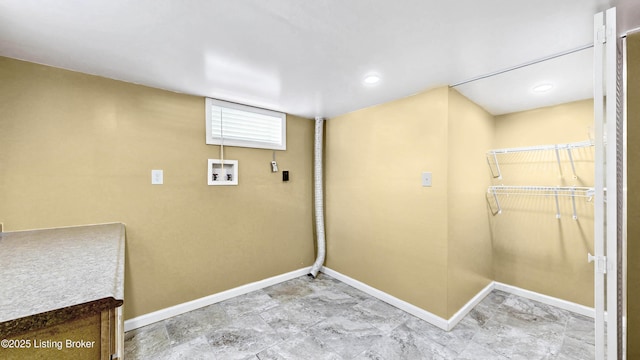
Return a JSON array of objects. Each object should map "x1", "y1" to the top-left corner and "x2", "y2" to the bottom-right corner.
[
  {"x1": 494, "y1": 282, "x2": 595, "y2": 318},
  {"x1": 124, "y1": 267, "x2": 312, "y2": 332},
  {"x1": 321, "y1": 267, "x2": 451, "y2": 330},
  {"x1": 125, "y1": 266, "x2": 595, "y2": 333},
  {"x1": 321, "y1": 268, "x2": 595, "y2": 330},
  {"x1": 446, "y1": 281, "x2": 495, "y2": 330}
]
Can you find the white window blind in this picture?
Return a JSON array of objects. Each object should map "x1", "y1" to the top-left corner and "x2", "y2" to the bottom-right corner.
[{"x1": 205, "y1": 98, "x2": 286, "y2": 150}]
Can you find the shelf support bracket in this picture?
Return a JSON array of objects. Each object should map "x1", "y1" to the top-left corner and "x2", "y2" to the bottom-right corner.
[
  {"x1": 554, "y1": 188, "x2": 561, "y2": 219},
  {"x1": 567, "y1": 147, "x2": 578, "y2": 179},
  {"x1": 571, "y1": 187, "x2": 578, "y2": 220},
  {"x1": 487, "y1": 152, "x2": 502, "y2": 179},
  {"x1": 555, "y1": 145, "x2": 564, "y2": 178},
  {"x1": 490, "y1": 187, "x2": 502, "y2": 215}
]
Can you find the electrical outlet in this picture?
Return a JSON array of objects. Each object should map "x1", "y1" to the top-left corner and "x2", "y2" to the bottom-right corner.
[
  {"x1": 421, "y1": 172, "x2": 432, "y2": 187},
  {"x1": 152, "y1": 170, "x2": 163, "y2": 185}
]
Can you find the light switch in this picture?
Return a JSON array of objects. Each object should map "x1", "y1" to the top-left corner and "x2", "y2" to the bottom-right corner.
[
  {"x1": 421, "y1": 172, "x2": 432, "y2": 187},
  {"x1": 152, "y1": 170, "x2": 163, "y2": 185}
]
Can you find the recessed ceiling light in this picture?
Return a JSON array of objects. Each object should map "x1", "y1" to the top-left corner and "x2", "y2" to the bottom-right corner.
[
  {"x1": 532, "y1": 83, "x2": 554, "y2": 93},
  {"x1": 363, "y1": 74, "x2": 381, "y2": 85}
]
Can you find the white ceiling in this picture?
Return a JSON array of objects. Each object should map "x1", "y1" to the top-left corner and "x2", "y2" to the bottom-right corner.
[
  {"x1": 454, "y1": 47, "x2": 594, "y2": 115},
  {"x1": 1, "y1": 0, "x2": 638, "y2": 118}
]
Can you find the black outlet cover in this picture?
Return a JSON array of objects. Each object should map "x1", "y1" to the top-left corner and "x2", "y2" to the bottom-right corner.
[{"x1": 283, "y1": 170, "x2": 289, "y2": 182}]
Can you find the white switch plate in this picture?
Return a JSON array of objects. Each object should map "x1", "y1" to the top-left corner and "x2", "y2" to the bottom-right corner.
[
  {"x1": 421, "y1": 172, "x2": 432, "y2": 187},
  {"x1": 151, "y1": 170, "x2": 163, "y2": 185}
]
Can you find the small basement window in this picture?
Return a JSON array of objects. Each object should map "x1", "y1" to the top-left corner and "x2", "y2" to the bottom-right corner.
[{"x1": 205, "y1": 98, "x2": 286, "y2": 150}]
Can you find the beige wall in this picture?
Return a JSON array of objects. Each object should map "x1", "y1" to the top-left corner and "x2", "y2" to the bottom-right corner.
[
  {"x1": 325, "y1": 86, "x2": 593, "y2": 317},
  {"x1": 447, "y1": 89, "x2": 494, "y2": 316},
  {"x1": 325, "y1": 87, "x2": 494, "y2": 318},
  {"x1": 626, "y1": 31, "x2": 640, "y2": 359},
  {"x1": 0, "y1": 54, "x2": 600, "y2": 324},
  {"x1": 492, "y1": 99, "x2": 595, "y2": 306},
  {"x1": 326, "y1": 87, "x2": 450, "y2": 317},
  {"x1": 0, "y1": 57, "x2": 315, "y2": 320}
]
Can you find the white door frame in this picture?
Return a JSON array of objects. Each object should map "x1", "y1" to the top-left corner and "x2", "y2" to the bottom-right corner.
[{"x1": 593, "y1": 6, "x2": 624, "y2": 360}]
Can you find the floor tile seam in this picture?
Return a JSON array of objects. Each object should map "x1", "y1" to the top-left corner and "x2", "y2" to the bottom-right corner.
[
  {"x1": 464, "y1": 336, "x2": 516, "y2": 359},
  {"x1": 298, "y1": 330, "x2": 352, "y2": 360},
  {"x1": 351, "y1": 304, "x2": 410, "y2": 325},
  {"x1": 208, "y1": 312, "x2": 284, "y2": 353},
  {"x1": 302, "y1": 315, "x2": 333, "y2": 333},
  {"x1": 346, "y1": 304, "x2": 408, "y2": 333},
  {"x1": 490, "y1": 311, "x2": 570, "y2": 334},
  {"x1": 442, "y1": 329, "x2": 479, "y2": 353},
  {"x1": 302, "y1": 330, "x2": 348, "y2": 359},
  {"x1": 483, "y1": 307, "x2": 499, "y2": 327},
  {"x1": 385, "y1": 317, "x2": 411, "y2": 337},
  {"x1": 169, "y1": 334, "x2": 218, "y2": 355},
  {"x1": 262, "y1": 311, "x2": 331, "y2": 340},
  {"x1": 357, "y1": 319, "x2": 395, "y2": 337},
  {"x1": 250, "y1": 333, "x2": 288, "y2": 359},
  {"x1": 479, "y1": 294, "x2": 509, "y2": 323},
  {"x1": 298, "y1": 291, "x2": 363, "y2": 312},
  {"x1": 349, "y1": 347, "x2": 373, "y2": 360},
  {"x1": 502, "y1": 293, "x2": 574, "y2": 322},
  {"x1": 450, "y1": 340, "x2": 476, "y2": 359},
  {"x1": 166, "y1": 325, "x2": 220, "y2": 349},
  {"x1": 557, "y1": 335, "x2": 575, "y2": 359},
  {"x1": 471, "y1": 317, "x2": 530, "y2": 343},
  {"x1": 562, "y1": 332, "x2": 597, "y2": 347},
  {"x1": 413, "y1": 333, "x2": 460, "y2": 359},
  {"x1": 252, "y1": 335, "x2": 293, "y2": 359},
  {"x1": 470, "y1": 336, "x2": 521, "y2": 359},
  {"x1": 227, "y1": 305, "x2": 281, "y2": 323},
  {"x1": 559, "y1": 312, "x2": 572, "y2": 342},
  {"x1": 157, "y1": 321, "x2": 173, "y2": 351},
  {"x1": 508, "y1": 328, "x2": 564, "y2": 356}
]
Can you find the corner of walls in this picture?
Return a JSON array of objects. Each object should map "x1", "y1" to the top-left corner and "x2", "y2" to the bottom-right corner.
[
  {"x1": 445, "y1": 88, "x2": 495, "y2": 318},
  {"x1": 325, "y1": 86, "x2": 500, "y2": 319},
  {"x1": 491, "y1": 99, "x2": 594, "y2": 308},
  {"x1": 325, "y1": 86, "x2": 451, "y2": 318}
]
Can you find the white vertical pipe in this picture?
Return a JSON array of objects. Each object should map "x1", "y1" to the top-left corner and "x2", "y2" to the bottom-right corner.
[{"x1": 309, "y1": 117, "x2": 326, "y2": 278}]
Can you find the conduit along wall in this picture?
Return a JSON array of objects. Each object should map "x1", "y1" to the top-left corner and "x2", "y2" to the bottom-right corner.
[{"x1": 309, "y1": 117, "x2": 326, "y2": 278}]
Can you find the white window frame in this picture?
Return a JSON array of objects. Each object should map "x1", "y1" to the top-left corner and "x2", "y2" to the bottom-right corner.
[{"x1": 205, "y1": 98, "x2": 286, "y2": 151}]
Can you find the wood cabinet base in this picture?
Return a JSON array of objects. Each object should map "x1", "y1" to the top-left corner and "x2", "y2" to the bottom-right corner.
[{"x1": 1, "y1": 307, "x2": 121, "y2": 360}]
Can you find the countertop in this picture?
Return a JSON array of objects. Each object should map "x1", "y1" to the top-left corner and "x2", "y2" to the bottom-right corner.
[{"x1": 0, "y1": 223, "x2": 125, "y2": 337}]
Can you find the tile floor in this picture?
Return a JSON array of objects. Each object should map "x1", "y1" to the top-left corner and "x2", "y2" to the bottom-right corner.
[{"x1": 124, "y1": 273, "x2": 595, "y2": 359}]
